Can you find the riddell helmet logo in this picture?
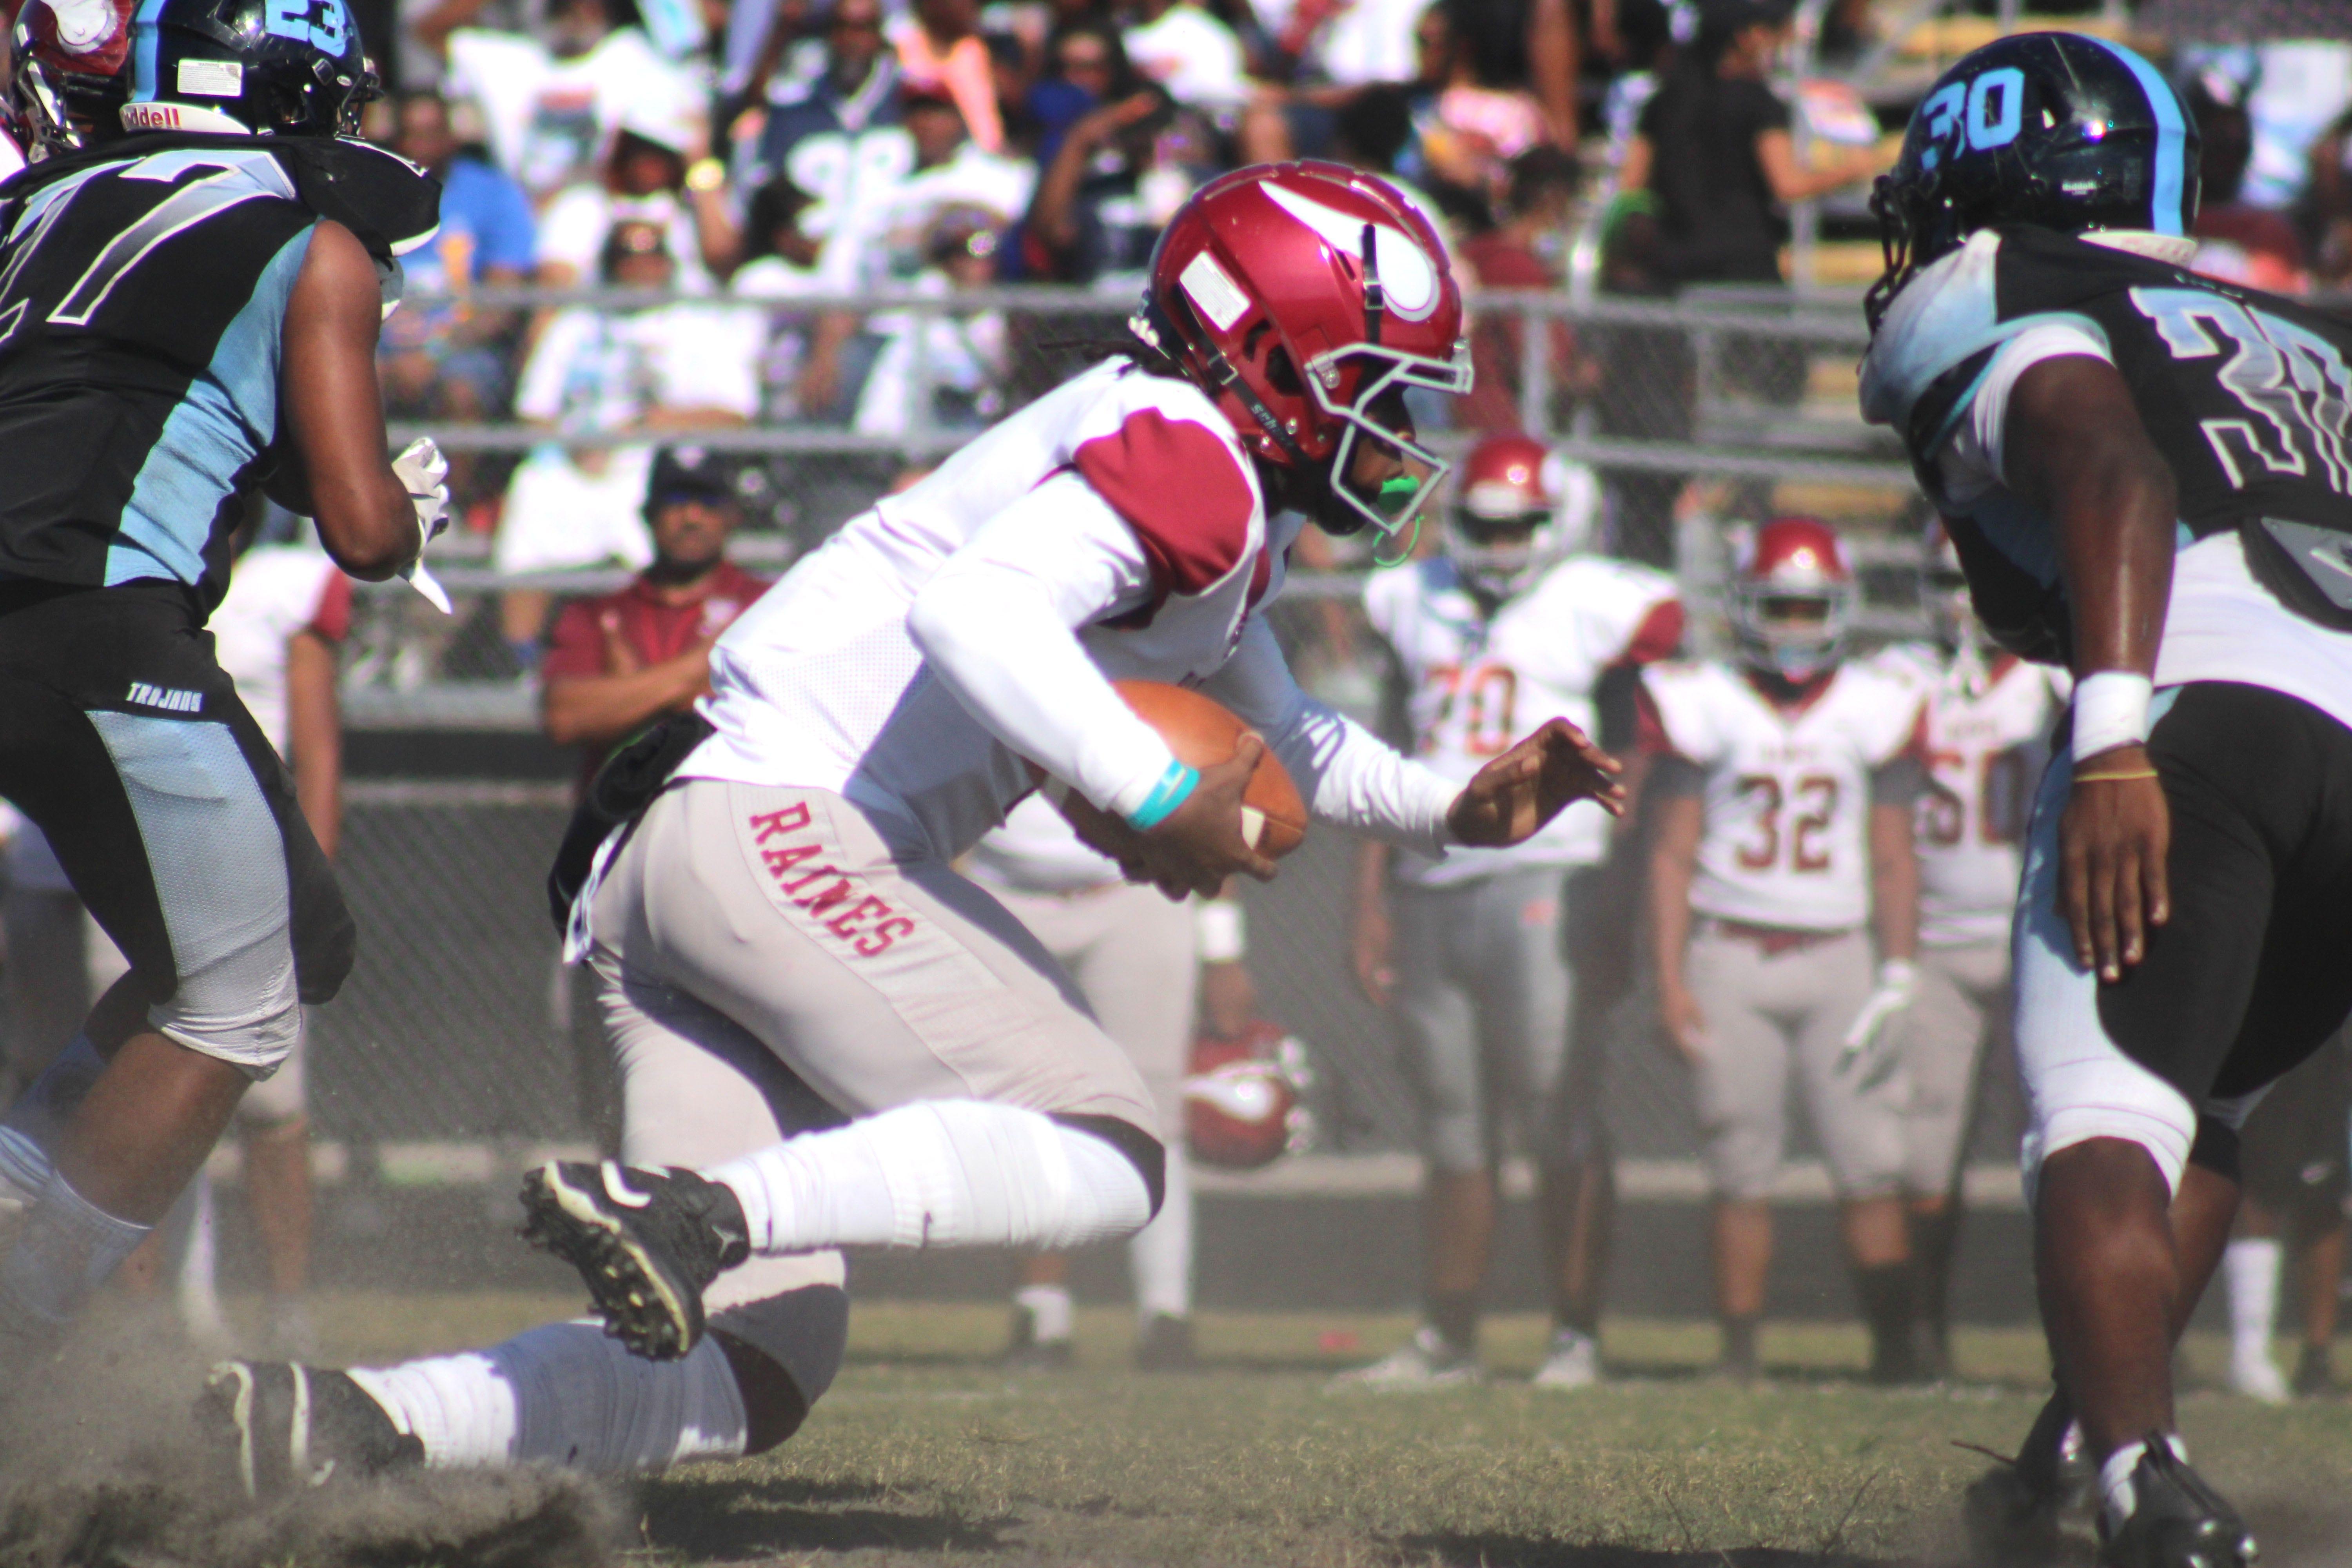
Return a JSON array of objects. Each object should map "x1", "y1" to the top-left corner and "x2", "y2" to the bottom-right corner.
[{"x1": 1260, "y1": 183, "x2": 1440, "y2": 321}]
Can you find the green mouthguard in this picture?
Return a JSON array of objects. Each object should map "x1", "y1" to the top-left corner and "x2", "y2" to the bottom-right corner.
[{"x1": 1375, "y1": 475, "x2": 1421, "y2": 517}]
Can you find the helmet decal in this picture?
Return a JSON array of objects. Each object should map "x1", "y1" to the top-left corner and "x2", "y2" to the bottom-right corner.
[
  {"x1": 1178, "y1": 250, "x2": 1249, "y2": 332},
  {"x1": 1261, "y1": 180, "x2": 1439, "y2": 321},
  {"x1": 45, "y1": 0, "x2": 132, "y2": 61},
  {"x1": 2084, "y1": 34, "x2": 2188, "y2": 238}
]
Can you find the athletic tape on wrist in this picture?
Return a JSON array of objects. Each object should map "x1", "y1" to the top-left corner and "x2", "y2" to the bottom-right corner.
[
  {"x1": 1196, "y1": 897, "x2": 1246, "y2": 962},
  {"x1": 1877, "y1": 958, "x2": 1916, "y2": 990},
  {"x1": 2073, "y1": 671, "x2": 2153, "y2": 763},
  {"x1": 1125, "y1": 760, "x2": 1200, "y2": 832}
]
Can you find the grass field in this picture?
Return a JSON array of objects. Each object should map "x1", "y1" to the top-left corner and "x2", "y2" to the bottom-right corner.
[{"x1": 242, "y1": 1291, "x2": 2352, "y2": 1567}]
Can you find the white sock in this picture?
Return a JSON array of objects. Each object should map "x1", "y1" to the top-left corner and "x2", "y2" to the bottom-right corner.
[
  {"x1": 2226, "y1": 1237, "x2": 2283, "y2": 1365},
  {"x1": 175, "y1": 1168, "x2": 227, "y2": 1339},
  {"x1": 0, "y1": 1036, "x2": 106, "y2": 1204},
  {"x1": 2100, "y1": 1432, "x2": 2186, "y2": 1534},
  {"x1": 707, "y1": 1101, "x2": 1153, "y2": 1256},
  {"x1": 1014, "y1": 1283, "x2": 1074, "y2": 1344},
  {"x1": 0, "y1": 1171, "x2": 151, "y2": 1325},
  {"x1": 348, "y1": 1320, "x2": 746, "y2": 1473},
  {"x1": 1129, "y1": 1142, "x2": 1192, "y2": 1322}
]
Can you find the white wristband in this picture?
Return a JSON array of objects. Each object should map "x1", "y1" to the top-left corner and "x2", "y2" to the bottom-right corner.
[
  {"x1": 1196, "y1": 897, "x2": 1246, "y2": 963},
  {"x1": 2072, "y1": 671, "x2": 2153, "y2": 763},
  {"x1": 1876, "y1": 958, "x2": 1917, "y2": 990}
]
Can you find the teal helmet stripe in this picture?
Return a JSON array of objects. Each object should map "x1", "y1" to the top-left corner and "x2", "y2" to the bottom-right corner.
[
  {"x1": 131, "y1": 0, "x2": 172, "y2": 102},
  {"x1": 2082, "y1": 34, "x2": 2190, "y2": 235}
]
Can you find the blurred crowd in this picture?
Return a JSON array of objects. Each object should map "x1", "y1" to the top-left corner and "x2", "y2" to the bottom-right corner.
[{"x1": 352, "y1": 0, "x2": 1923, "y2": 663}]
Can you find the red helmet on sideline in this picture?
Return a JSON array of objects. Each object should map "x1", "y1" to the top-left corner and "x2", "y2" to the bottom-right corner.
[
  {"x1": 1132, "y1": 161, "x2": 1472, "y2": 541},
  {"x1": 1184, "y1": 1019, "x2": 1315, "y2": 1171},
  {"x1": 1445, "y1": 433, "x2": 1599, "y2": 599},
  {"x1": 1728, "y1": 517, "x2": 1854, "y2": 681}
]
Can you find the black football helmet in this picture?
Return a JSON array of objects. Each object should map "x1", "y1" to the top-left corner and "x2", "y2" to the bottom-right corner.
[
  {"x1": 13, "y1": 0, "x2": 374, "y2": 154},
  {"x1": 1866, "y1": 32, "x2": 2200, "y2": 329}
]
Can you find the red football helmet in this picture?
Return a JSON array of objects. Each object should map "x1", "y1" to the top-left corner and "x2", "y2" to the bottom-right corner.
[
  {"x1": 1184, "y1": 1019, "x2": 1316, "y2": 1171},
  {"x1": 1728, "y1": 517, "x2": 1855, "y2": 681},
  {"x1": 1131, "y1": 161, "x2": 1472, "y2": 541},
  {"x1": 1445, "y1": 434, "x2": 1600, "y2": 599}
]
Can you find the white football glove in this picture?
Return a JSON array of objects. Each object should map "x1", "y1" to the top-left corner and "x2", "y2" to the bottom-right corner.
[
  {"x1": 391, "y1": 436, "x2": 452, "y2": 613},
  {"x1": 1837, "y1": 958, "x2": 1917, "y2": 1076}
]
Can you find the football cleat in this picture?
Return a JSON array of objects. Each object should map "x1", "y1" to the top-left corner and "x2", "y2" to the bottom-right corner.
[
  {"x1": 1963, "y1": 1389, "x2": 2091, "y2": 1564},
  {"x1": 2227, "y1": 1345, "x2": 2288, "y2": 1403},
  {"x1": 2097, "y1": 1436, "x2": 2257, "y2": 1568},
  {"x1": 1530, "y1": 1327, "x2": 1601, "y2": 1390},
  {"x1": 2292, "y1": 1343, "x2": 2336, "y2": 1398},
  {"x1": 201, "y1": 1361, "x2": 422, "y2": 1499},
  {"x1": 517, "y1": 1161, "x2": 750, "y2": 1360},
  {"x1": 1001, "y1": 1302, "x2": 1076, "y2": 1372},
  {"x1": 1327, "y1": 1326, "x2": 1481, "y2": 1392},
  {"x1": 1135, "y1": 1313, "x2": 1200, "y2": 1374}
]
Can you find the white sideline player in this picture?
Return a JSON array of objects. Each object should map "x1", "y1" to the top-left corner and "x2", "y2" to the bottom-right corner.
[
  {"x1": 203, "y1": 162, "x2": 1621, "y2": 1491},
  {"x1": 1642, "y1": 516, "x2": 1931, "y2": 1384},
  {"x1": 965, "y1": 795, "x2": 1237, "y2": 1372},
  {"x1": 1868, "y1": 525, "x2": 2065, "y2": 1380},
  {"x1": 1341, "y1": 434, "x2": 1681, "y2": 1389}
]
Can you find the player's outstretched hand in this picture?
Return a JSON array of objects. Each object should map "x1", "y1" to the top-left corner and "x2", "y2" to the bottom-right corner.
[
  {"x1": 2060, "y1": 744, "x2": 2170, "y2": 982},
  {"x1": 1057, "y1": 739, "x2": 1279, "y2": 899},
  {"x1": 1446, "y1": 719, "x2": 1624, "y2": 848}
]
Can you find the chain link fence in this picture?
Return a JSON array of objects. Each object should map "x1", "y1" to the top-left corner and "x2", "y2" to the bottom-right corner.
[{"x1": 309, "y1": 287, "x2": 2028, "y2": 1170}]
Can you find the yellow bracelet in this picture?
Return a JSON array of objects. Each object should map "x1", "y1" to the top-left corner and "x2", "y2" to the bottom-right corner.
[{"x1": 2074, "y1": 767, "x2": 2160, "y2": 784}]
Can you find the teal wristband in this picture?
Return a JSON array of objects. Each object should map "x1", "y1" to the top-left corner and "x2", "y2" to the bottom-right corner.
[{"x1": 1124, "y1": 760, "x2": 1200, "y2": 831}]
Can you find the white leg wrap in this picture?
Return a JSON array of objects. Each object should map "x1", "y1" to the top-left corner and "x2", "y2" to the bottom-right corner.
[
  {"x1": 708, "y1": 1100, "x2": 1153, "y2": 1256},
  {"x1": 0, "y1": 1171, "x2": 150, "y2": 1325},
  {"x1": 1129, "y1": 1142, "x2": 1193, "y2": 1321},
  {"x1": 349, "y1": 1321, "x2": 746, "y2": 1473},
  {"x1": 1014, "y1": 1283, "x2": 1074, "y2": 1343},
  {"x1": 2226, "y1": 1238, "x2": 2283, "y2": 1358}
]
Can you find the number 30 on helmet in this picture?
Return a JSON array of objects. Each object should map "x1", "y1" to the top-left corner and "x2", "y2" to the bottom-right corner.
[
  {"x1": 1866, "y1": 32, "x2": 2199, "y2": 329},
  {"x1": 1131, "y1": 162, "x2": 1473, "y2": 541}
]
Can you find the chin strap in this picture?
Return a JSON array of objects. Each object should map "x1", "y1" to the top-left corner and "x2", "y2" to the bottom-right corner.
[{"x1": 1131, "y1": 292, "x2": 1313, "y2": 469}]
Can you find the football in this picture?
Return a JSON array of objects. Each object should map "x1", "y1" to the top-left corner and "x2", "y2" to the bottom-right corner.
[{"x1": 1032, "y1": 681, "x2": 1308, "y2": 857}]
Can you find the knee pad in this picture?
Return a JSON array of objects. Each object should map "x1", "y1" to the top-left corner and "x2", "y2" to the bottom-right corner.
[
  {"x1": 1051, "y1": 1112, "x2": 1165, "y2": 1219},
  {"x1": 2186, "y1": 1115, "x2": 2242, "y2": 1185},
  {"x1": 2021, "y1": 1052, "x2": 2198, "y2": 1205},
  {"x1": 708, "y1": 1282, "x2": 852, "y2": 1430}
]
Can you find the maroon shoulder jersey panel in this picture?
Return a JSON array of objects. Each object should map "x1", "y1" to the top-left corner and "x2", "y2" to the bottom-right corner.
[{"x1": 1073, "y1": 410, "x2": 1257, "y2": 600}]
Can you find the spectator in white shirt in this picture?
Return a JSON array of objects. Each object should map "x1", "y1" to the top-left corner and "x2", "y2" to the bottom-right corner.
[
  {"x1": 1123, "y1": 0, "x2": 1252, "y2": 116},
  {"x1": 535, "y1": 90, "x2": 743, "y2": 292},
  {"x1": 495, "y1": 219, "x2": 760, "y2": 664},
  {"x1": 436, "y1": 0, "x2": 695, "y2": 205}
]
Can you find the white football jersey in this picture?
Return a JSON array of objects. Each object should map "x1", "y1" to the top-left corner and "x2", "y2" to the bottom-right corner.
[
  {"x1": 687, "y1": 356, "x2": 1457, "y2": 863},
  {"x1": 966, "y1": 794, "x2": 1123, "y2": 894},
  {"x1": 1643, "y1": 660, "x2": 1925, "y2": 932},
  {"x1": 212, "y1": 543, "x2": 350, "y2": 757},
  {"x1": 1365, "y1": 552, "x2": 1679, "y2": 884},
  {"x1": 1873, "y1": 645, "x2": 2066, "y2": 949}
]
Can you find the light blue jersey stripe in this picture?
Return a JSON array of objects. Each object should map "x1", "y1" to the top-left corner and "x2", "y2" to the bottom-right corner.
[
  {"x1": 107, "y1": 224, "x2": 313, "y2": 588},
  {"x1": 2085, "y1": 35, "x2": 2189, "y2": 236}
]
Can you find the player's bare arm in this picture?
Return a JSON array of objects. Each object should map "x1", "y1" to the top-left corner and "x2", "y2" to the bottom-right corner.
[
  {"x1": 279, "y1": 220, "x2": 427, "y2": 581},
  {"x1": 2003, "y1": 354, "x2": 2178, "y2": 980},
  {"x1": 542, "y1": 646, "x2": 713, "y2": 750},
  {"x1": 1866, "y1": 799, "x2": 1918, "y2": 965},
  {"x1": 1646, "y1": 789, "x2": 1707, "y2": 1062},
  {"x1": 286, "y1": 628, "x2": 343, "y2": 862},
  {"x1": 1351, "y1": 839, "x2": 1394, "y2": 1005},
  {"x1": 1444, "y1": 717, "x2": 1624, "y2": 846}
]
